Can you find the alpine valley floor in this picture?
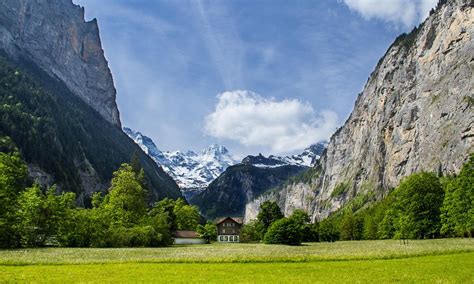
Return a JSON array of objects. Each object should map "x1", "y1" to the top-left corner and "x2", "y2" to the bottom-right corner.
[{"x1": 0, "y1": 239, "x2": 473, "y2": 283}]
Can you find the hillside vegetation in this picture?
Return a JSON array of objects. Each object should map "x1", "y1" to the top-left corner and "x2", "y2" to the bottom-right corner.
[{"x1": 0, "y1": 52, "x2": 181, "y2": 204}]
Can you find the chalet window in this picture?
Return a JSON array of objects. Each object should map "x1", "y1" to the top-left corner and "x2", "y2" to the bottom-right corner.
[{"x1": 223, "y1": 229, "x2": 225, "y2": 233}]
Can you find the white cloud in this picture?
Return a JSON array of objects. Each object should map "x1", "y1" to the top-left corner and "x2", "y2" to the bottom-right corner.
[
  {"x1": 341, "y1": 0, "x2": 437, "y2": 27},
  {"x1": 204, "y1": 90, "x2": 338, "y2": 153}
]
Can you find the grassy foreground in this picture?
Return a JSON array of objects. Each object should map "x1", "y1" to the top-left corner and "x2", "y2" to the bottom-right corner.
[{"x1": 0, "y1": 239, "x2": 473, "y2": 283}]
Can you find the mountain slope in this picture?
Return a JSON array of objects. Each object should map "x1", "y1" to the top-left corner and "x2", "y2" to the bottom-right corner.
[
  {"x1": 189, "y1": 143, "x2": 326, "y2": 219},
  {"x1": 0, "y1": 52, "x2": 182, "y2": 205},
  {"x1": 0, "y1": 0, "x2": 120, "y2": 126},
  {"x1": 123, "y1": 127, "x2": 237, "y2": 198},
  {"x1": 245, "y1": 0, "x2": 474, "y2": 221},
  {"x1": 0, "y1": 0, "x2": 182, "y2": 204},
  {"x1": 190, "y1": 163, "x2": 306, "y2": 219}
]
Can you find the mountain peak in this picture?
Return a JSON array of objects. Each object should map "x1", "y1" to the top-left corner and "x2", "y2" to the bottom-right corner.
[
  {"x1": 123, "y1": 127, "x2": 238, "y2": 199},
  {"x1": 242, "y1": 142, "x2": 327, "y2": 168},
  {"x1": 202, "y1": 144, "x2": 229, "y2": 156}
]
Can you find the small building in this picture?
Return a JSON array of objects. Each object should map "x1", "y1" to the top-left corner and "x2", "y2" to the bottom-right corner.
[
  {"x1": 173, "y1": 230, "x2": 206, "y2": 245},
  {"x1": 216, "y1": 217, "x2": 243, "y2": 243}
]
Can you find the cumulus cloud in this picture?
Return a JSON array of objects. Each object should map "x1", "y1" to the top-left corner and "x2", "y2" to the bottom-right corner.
[
  {"x1": 204, "y1": 90, "x2": 338, "y2": 153},
  {"x1": 342, "y1": 0, "x2": 437, "y2": 27}
]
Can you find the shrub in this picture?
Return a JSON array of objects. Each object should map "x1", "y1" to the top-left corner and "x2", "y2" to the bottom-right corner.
[
  {"x1": 197, "y1": 222, "x2": 217, "y2": 243},
  {"x1": 263, "y1": 217, "x2": 303, "y2": 245}
]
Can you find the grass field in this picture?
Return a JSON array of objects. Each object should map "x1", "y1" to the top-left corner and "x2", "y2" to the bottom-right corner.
[{"x1": 0, "y1": 239, "x2": 473, "y2": 283}]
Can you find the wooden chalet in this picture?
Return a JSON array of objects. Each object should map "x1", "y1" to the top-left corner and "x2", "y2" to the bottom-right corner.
[{"x1": 216, "y1": 217, "x2": 243, "y2": 242}]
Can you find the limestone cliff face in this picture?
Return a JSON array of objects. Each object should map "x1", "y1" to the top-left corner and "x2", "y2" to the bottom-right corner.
[
  {"x1": 0, "y1": 0, "x2": 120, "y2": 126},
  {"x1": 245, "y1": 0, "x2": 474, "y2": 222}
]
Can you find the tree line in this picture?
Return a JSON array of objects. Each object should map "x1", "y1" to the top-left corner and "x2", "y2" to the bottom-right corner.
[
  {"x1": 1, "y1": 135, "x2": 472, "y2": 247},
  {"x1": 0, "y1": 141, "x2": 202, "y2": 248},
  {"x1": 242, "y1": 154, "x2": 473, "y2": 245}
]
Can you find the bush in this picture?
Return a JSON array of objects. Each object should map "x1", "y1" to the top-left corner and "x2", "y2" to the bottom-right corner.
[
  {"x1": 319, "y1": 219, "x2": 339, "y2": 242},
  {"x1": 196, "y1": 222, "x2": 217, "y2": 243},
  {"x1": 263, "y1": 217, "x2": 303, "y2": 245},
  {"x1": 240, "y1": 220, "x2": 263, "y2": 242}
]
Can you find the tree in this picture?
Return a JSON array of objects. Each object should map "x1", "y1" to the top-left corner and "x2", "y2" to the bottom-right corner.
[
  {"x1": 340, "y1": 211, "x2": 363, "y2": 241},
  {"x1": 0, "y1": 148, "x2": 28, "y2": 248},
  {"x1": 263, "y1": 210, "x2": 313, "y2": 245},
  {"x1": 257, "y1": 201, "x2": 283, "y2": 236},
  {"x1": 145, "y1": 210, "x2": 173, "y2": 247},
  {"x1": 240, "y1": 220, "x2": 263, "y2": 242},
  {"x1": 377, "y1": 209, "x2": 396, "y2": 239},
  {"x1": 289, "y1": 209, "x2": 318, "y2": 242},
  {"x1": 363, "y1": 214, "x2": 378, "y2": 240},
  {"x1": 151, "y1": 198, "x2": 178, "y2": 230},
  {"x1": 394, "y1": 214, "x2": 415, "y2": 244},
  {"x1": 263, "y1": 218, "x2": 302, "y2": 245},
  {"x1": 173, "y1": 198, "x2": 200, "y2": 230},
  {"x1": 319, "y1": 218, "x2": 339, "y2": 242},
  {"x1": 43, "y1": 186, "x2": 76, "y2": 246},
  {"x1": 104, "y1": 163, "x2": 147, "y2": 226},
  {"x1": 393, "y1": 172, "x2": 444, "y2": 239},
  {"x1": 197, "y1": 222, "x2": 217, "y2": 243},
  {"x1": 14, "y1": 184, "x2": 46, "y2": 247},
  {"x1": 441, "y1": 155, "x2": 474, "y2": 237}
]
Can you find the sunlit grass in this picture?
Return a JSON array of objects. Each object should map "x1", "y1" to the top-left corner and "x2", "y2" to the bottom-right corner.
[
  {"x1": 0, "y1": 238, "x2": 472, "y2": 265},
  {"x1": 0, "y1": 252, "x2": 473, "y2": 283}
]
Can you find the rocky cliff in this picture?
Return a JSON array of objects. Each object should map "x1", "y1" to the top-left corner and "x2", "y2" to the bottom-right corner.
[
  {"x1": 0, "y1": 0, "x2": 183, "y2": 205},
  {"x1": 245, "y1": 0, "x2": 474, "y2": 222},
  {"x1": 0, "y1": 0, "x2": 120, "y2": 126}
]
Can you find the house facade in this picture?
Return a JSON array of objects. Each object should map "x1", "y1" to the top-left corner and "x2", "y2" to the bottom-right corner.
[{"x1": 216, "y1": 217, "x2": 243, "y2": 243}]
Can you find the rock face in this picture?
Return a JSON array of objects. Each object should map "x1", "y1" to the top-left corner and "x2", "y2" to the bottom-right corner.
[
  {"x1": 245, "y1": 0, "x2": 474, "y2": 222},
  {"x1": 0, "y1": 0, "x2": 183, "y2": 205},
  {"x1": 0, "y1": 0, "x2": 120, "y2": 126}
]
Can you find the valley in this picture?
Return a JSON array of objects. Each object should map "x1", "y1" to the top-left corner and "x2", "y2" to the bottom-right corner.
[{"x1": 0, "y1": 0, "x2": 473, "y2": 282}]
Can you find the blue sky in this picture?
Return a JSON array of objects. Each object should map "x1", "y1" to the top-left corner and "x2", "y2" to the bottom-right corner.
[{"x1": 73, "y1": 0, "x2": 437, "y2": 157}]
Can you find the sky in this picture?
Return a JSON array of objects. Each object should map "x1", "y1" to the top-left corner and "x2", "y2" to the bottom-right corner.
[{"x1": 73, "y1": 0, "x2": 437, "y2": 158}]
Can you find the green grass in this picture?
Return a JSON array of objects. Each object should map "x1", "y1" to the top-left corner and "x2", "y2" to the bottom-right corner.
[
  {"x1": 0, "y1": 253, "x2": 472, "y2": 283},
  {"x1": 0, "y1": 239, "x2": 473, "y2": 282}
]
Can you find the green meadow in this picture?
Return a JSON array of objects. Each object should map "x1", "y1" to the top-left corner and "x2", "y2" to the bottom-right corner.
[{"x1": 0, "y1": 239, "x2": 473, "y2": 283}]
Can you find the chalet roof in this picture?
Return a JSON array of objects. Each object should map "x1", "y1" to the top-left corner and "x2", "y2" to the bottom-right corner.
[
  {"x1": 173, "y1": 230, "x2": 200, "y2": 238},
  {"x1": 216, "y1": 217, "x2": 244, "y2": 225}
]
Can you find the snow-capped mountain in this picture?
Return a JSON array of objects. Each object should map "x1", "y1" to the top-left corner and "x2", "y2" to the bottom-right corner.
[
  {"x1": 123, "y1": 127, "x2": 237, "y2": 199},
  {"x1": 242, "y1": 142, "x2": 327, "y2": 168}
]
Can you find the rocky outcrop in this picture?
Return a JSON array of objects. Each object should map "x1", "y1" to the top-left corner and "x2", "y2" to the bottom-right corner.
[
  {"x1": 245, "y1": 0, "x2": 474, "y2": 222},
  {"x1": 0, "y1": 0, "x2": 120, "y2": 126}
]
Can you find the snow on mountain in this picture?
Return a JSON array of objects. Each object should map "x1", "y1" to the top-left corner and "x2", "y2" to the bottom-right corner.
[
  {"x1": 242, "y1": 142, "x2": 327, "y2": 168},
  {"x1": 123, "y1": 127, "x2": 238, "y2": 199}
]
